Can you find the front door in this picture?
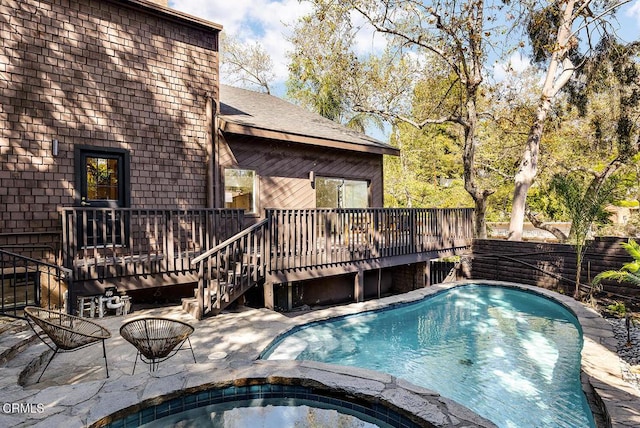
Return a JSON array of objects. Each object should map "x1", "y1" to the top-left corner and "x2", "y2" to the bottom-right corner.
[{"x1": 75, "y1": 147, "x2": 130, "y2": 247}]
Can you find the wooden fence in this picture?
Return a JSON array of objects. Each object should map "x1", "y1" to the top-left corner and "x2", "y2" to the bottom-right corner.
[{"x1": 468, "y1": 238, "x2": 640, "y2": 298}]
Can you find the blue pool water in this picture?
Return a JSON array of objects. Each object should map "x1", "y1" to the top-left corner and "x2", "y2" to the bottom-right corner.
[{"x1": 261, "y1": 284, "x2": 594, "y2": 428}]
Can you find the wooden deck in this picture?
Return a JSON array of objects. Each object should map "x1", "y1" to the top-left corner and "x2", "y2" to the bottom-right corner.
[
  {"x1": 266, "y1": 208, "x2": 472, "y2": 281},
  {"x1": 61, "y1": 207, "x2": 474, "y2": 318},
  {"x1": 61, "y1": 208, "x2": 245, "y2": 282},
  {"x1": 188, "y1": 208, "x2": 473, "y2": 318}
]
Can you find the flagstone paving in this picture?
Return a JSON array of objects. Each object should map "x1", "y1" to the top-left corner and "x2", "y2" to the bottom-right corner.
[{"x1": 0, "y1": 281, "x2": 638, "y2": 427}]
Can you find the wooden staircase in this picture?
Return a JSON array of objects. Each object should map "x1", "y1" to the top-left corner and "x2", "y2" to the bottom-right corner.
[{"x1": 185, "y1": 219, "x2": 267, "y2": 319}]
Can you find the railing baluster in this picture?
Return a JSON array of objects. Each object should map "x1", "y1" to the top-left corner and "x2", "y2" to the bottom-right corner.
[
  {"x1": 59, "y1": 208, "x2": 244, "y2": 283},
  {"x1": 262, "y1": 207, "x2": 473, "y2": 273}
]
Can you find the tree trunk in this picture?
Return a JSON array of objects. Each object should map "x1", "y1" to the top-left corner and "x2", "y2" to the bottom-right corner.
[
  {"x1": 462, "y1": 97, "x2": 492, "y2": 239},
  {"x1": 525, "y1": 208, "x2": 568, "y2": 242},
  {"x1": 474, "y1": 196, "x2": 488, "y2": 239},
  {"x1": 507, "y1": 0, "x2": 577, "y2": 240},
  {"x1": 574, "y1": 249, "x2": 583, "y2": 299},
  {"x1": 508, "y1": 105, "x2": 548, "y2": 240}
]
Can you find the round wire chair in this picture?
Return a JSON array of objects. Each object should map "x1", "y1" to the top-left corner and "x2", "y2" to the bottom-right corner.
[
  {"x1": 24, "y1": 306, "x2": 111, "y2": 382},
  {"x1": 119, "y1": 317, "x2": 196, "y2": 374}
]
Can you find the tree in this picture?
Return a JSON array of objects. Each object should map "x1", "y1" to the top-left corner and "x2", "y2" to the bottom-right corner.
[
  {"x1": 286, "y1": 1, "x2": 361, "y2": 126},
  {"x1": 220, "y1": 33, "x2": 276, "y2": 94},
  {"x1": 385, "y1": 119, "x2": 472, "y2": 208},
  {"x1": 524, "y1": 36, "x2": 640, "y2": 240},
  {"x1": 289, "y1": 0, "x2": 521, "y2": 238},
  {"x1": 507, "y1": 0, "x2": 632, "y2": 240}
]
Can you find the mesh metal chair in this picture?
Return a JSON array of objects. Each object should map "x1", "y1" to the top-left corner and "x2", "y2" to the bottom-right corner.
[
  {"x1": 24, "y1": 306, "x2": 111, "y2": 382},
  {"x1": 119, "y1": 317, "x2": 196, "y2": 374}
]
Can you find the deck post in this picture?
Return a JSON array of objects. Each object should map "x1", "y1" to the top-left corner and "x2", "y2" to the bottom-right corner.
[
  {"x1": 354, "y1": 267, "x2": 364, "y2": 302},
  {"x1": 263, "y1": 282, "x2": 275, "y2": 310}
]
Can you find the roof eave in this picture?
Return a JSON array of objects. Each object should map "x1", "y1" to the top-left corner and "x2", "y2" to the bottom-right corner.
[
  {"x1": 116, "y1": 0, "x2": 223, "y2": 32},
  {"x1": 219, "y1": 119, "x2": 400, "y2": 157}
]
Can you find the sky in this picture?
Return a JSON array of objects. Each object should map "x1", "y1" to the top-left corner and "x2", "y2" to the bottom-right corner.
[
  {"x1": 170, "y1": 0, "x2": 640, "y2": 88},
  {"x1": 170, "y1": 0, "x2": 312, "y2": 89}
]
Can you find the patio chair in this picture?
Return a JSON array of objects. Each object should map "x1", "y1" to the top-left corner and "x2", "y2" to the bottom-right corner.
[
  {"x1": 119, "y1": 317, "x2": 196, "y2": 374},
  {"x1": 24, "y1": 306, "x2": 111, "y2": 382}
]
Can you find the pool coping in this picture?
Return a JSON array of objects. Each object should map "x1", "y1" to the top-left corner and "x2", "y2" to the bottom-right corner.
[
  {"x1": 256, "y1": 280, "x2": 640, "y2": 427},
  {"x1": 92, "y1": 360, "x2": 496, "y2": 428},
  {"x1": 3, "y1": 280, "x2": 639, "y2": 427}
]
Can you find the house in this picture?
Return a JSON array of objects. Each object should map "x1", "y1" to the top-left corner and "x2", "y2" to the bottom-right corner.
[
  {"x1": 605, "y1": 204, "x2": 639, "y2": 226},
  {"x1": 1, "y1": 0, "x2": 473, "y2": 319},
  {"x1": 217, "y1": 84, "x2": 399, "y2": 213}
]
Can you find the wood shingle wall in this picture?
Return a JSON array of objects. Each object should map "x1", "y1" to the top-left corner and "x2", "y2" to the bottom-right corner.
[{"x1": 1, "y1": 0, "x2": 219, "y2": 255}]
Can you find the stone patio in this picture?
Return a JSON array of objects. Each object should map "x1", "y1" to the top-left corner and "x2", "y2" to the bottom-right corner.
[{"x1": 1, "y1": 281, "x2": 639, "y2": 427}]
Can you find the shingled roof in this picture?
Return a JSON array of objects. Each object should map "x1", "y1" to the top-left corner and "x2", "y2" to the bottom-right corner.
[{"x1": 219, "y1": 85, "x2": 400, "y2": 156}]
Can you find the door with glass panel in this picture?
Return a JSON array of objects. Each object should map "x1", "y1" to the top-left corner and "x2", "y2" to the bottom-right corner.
[{"x1": 76, "y1": 148, "x2": 129, "y2": 247}]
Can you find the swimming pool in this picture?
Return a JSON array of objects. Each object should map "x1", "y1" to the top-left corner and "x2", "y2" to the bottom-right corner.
[{"x1": 261, "y1": 284, "x2": 594, "y2": 428}]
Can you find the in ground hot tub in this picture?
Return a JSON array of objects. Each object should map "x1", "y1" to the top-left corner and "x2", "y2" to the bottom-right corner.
[{"x1": 102, "y1": 383, "x2": 425, "y2": 428}]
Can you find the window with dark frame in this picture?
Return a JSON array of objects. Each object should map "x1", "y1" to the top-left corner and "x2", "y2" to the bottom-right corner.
[{"x1": 316, "y1": 177, "x2": 369, "y2": 208}]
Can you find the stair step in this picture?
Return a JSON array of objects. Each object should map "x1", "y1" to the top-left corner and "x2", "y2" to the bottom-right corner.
[
  {"x1": 181, "y1": 297, "x2": 201, "y2": 320},
  {"x1": 186, "y1": 261, "x2": 263, "y2": 318}
]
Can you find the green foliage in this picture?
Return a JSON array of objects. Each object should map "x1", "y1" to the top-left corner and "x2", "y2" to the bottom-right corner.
[
  {"x1": 438, "y1": 256, "x2": 461, "y2": 263},
  {"x1": 526, "y1": 3, "x2": 566, "y2": 64},
  {"x1": 606, "y1": 302, "x2": 628, "y2": 316},
  {"x1": 616, "y1": 200, "x2": 640, "y2": 208},
  {"x1": 286, "y1": 0, "x2": 359, "y2": 124},
  {"x1": 550, "y1": 171, "x2": 622, "y2": 298},
  {"x1": 383, "y1": 109, "x2": 475, "y2": 208},
  {"x1": 593, "y1": 239, "x2": 640, "y2": 287},
  {"x1": 550, "y1": 173, "x2": 618, "y2": 242}
]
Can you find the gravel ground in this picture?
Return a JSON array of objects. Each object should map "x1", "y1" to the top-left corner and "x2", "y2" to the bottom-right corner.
[{"x1": 607, "y1": 316, "x2": 640, "y2": 391}]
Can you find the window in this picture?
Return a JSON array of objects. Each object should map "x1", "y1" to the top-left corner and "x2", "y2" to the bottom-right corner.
[
  {"x1": 316, "y1": 177, "x2": 369, "y2": 208},
  {"x1": 224, "y1": 169, "x2": 257, "y2": 213},
  {"x1": 86, "y1": 157, "x2": 120, "y2": 201}
]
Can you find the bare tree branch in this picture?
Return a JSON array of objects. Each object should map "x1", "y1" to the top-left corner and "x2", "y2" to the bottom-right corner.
[{"x1": 525, "y1": 206, "x2": 569, "y2": 242}]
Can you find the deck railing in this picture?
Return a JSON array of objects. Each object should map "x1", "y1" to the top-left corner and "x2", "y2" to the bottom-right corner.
[
  {"x1": 0, "y1": 249, "x2": 72, "y2": 317},
  {"x1": 267, "y1": 208, "x2": 474, "y2": 272},
  {"x1": 191, "y1": 218, "x2": 268, "y2": 317},
  {"x1": 61, "y1": 208, "x2": 244, "y2": 282}
]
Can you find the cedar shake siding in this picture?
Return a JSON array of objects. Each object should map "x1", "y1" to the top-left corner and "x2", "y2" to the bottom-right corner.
[
  {"x1": 217, "y1": 85, "x2": 396, "y2": 216},
  {"x1": 218, "y1": 134, "x2": 385, "y2": 212},
  {"x1": 1, "y1": 0, "x2": 220, "y2": 241}
]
